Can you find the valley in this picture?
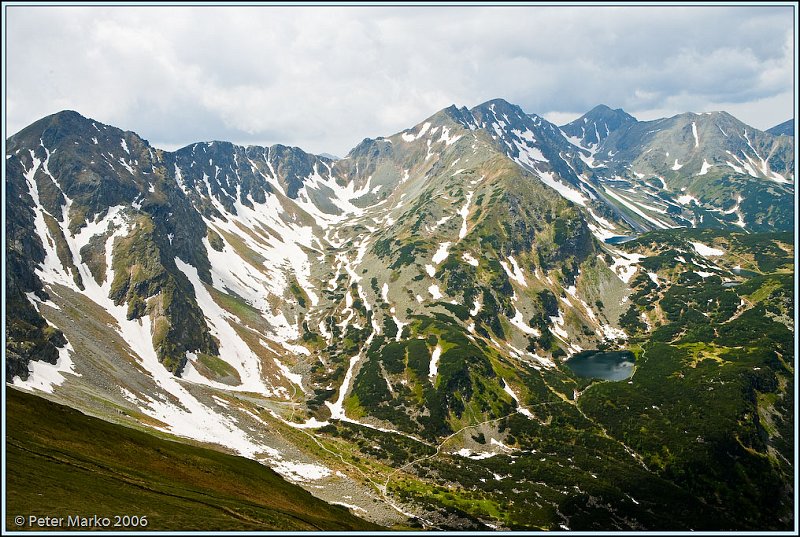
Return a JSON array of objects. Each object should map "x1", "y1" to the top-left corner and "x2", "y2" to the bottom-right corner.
[{"x1": 4, "y1": 99, "x2": 795, "y2": 530}]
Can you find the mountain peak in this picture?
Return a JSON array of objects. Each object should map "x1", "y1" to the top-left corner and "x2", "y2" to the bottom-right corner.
[
  {"x1": 46, "y1": 109, "x2": 88, "y2": 122},
  {"x1": 467, "y1": 98, "x2": 533, "y2": 129},
  {"x1": 560, "y1": 104, "x2": 637, "y2": 148},
  {"x1": 580, "y1": 104, "x2": 636, "y2": 123},
  {"x1": 472, "y1": 97, "x2": 524, "y2": 115},
  {"x1": 7, "y1": 110, "x2": 133, "y2": 157},
  {"x1": 767, "y1": 118, "x2": 794, "y2": 136},
  {"x1": 477, "y1": 97, "x2": 513, "y2": 107},
  {"x1": 11, "y1": 109, "x2": 92, "y2": 138}
]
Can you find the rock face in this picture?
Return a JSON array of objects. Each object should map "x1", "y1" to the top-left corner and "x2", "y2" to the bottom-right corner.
[
  {"x1": 767, "y1": 118, "x2": 794, "y2": 137},
  {"x1": 5, "y1": 101, "x2": 795, "y2": 530}
]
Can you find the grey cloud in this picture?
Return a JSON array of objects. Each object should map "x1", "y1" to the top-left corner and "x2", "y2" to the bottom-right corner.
[{"x1": 6, "y1": 5, "x2": 794, "y2": 156}]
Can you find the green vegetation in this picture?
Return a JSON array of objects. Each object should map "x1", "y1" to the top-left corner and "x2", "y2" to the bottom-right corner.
[
  {"x1": 348, "y1": 311, "x2": 517, "y2": 441},
  {"x1": 80, "y1": 230, "x2": 113, "y2": 284},
  {"x1": 193, "y1": 352, "x2": 241, "y2": 385},
  {"x1": 216, "y1": 227, "x2": 266, "y2": 268},
  {"x1": 572, "y1": 229, "x2": 794, "y2": 529},
  {"x1": 289, "y1": 278, "x2": 310, "y2": 309},
  {"x1": 107, "y1": 215, "x2": 218, "y2": 373},
  {"x1": 337, "y1": 228, "x2": 793, "y2": 530},
  {"x1": 42, "y1": 213, "x2": 83, "y2": 290},
  {"x1": 207, "y1": 227, "x2": 225, "y2": 251},
  {"x1": 6, "y1": 389, "x2": 380, "y2": 531}
]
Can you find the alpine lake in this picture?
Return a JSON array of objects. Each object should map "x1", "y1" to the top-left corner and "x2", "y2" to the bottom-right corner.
[{"x1": 565, "y1": 350, "x2": 636, "y2": 381}]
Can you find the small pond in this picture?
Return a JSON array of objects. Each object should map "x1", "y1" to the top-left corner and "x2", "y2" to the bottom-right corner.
[
  {"x1": 731, "y1": 267, "x2": 760, "y2": 278},
  {"x1": 604, "y1": 235, "x2": 637, "y2": 245},
  {"x1": 565, "y1": 350, "x2": 636, "y2": 381}
]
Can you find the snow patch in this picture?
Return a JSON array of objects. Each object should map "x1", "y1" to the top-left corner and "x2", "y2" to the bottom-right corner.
[
  {"x1": 455, "y1": 448, "x2": 496, "y2": 460},
  {"x1": 402, "y1": 121, "x2": 431, "y2": 142},
  {"x1": 500, "y1": 256, "x2": 527, "y2": 287},
  {"x1": 381, "y1": 283, "x2": 389, "y2": 302},
  {"x1": 537, "y1": 171, "x2": 587, "y2": 206},
  {"x1": 462, "y1": 252, "x2": 479, "y2": 267},
  {"x1": 432, "y1": 242, "x2": 451, "y2": 264},
  {"x1": 438, "y1": 125, "x2": 462, "y2": 146},
  {"x1": 271, "y1": 461, "x2": 331, "y2": 482},
  {"x1": 470, "y1": 300, "x2": 482, "y2": 316},
  {"x1": 13, "y1": 339, "x2": 78, "y2": 394},
  {"x1": 510, "y1": 308, "x2": 540, "y2": 336},
  {"x1": 283, "y1": 417, "x2": 331, "y2": 430},
  {"x1": 502, "y1": 379, "x2": 534, "y2": 419},
  {"x1": 273, "y1": 358, "x2": 305, "y2": 393},
  {"x1": 326, "y1": 355, "x2": 361, "y2": 420},
  {"x1": 609, "y1": 250, "x2": 645, "y2": 283},
  {"x1": 549, "y1": 310, "x2": 570, "y2": 340},
  {"x1": 691, "y1": 241, "x2": 725, "y2": 257},
  {"x1": 602, "y1": 324, "x2": 627, "y2": 341},
  {"x1": 603, "y1": 188, "x2": 671, "y2": 229},
  {"x1": 458, "y1": 189, "x2": 476, "y2": 240},
  {"x1": 429, "y1": 345, "x2": 442, "y2": 379},
  {"x1": 392, "y1": 316, "x2": 407, "y2": 341},
  {"x1": 175, "y1": 258, "x2": 275, "y2": 396},
  {"x1": 428, "y1": 284, "x2": 443, "y2": 300}
]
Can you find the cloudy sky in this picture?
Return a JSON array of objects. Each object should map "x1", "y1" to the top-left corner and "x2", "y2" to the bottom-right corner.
[{"x1": 5, "y1": 4, "x2": 795, "y2": 156}]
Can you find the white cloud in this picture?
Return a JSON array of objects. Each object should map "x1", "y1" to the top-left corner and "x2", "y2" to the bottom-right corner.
[
  {"x1": 5, "y1": 5, "x2": 794, "y2": 155},
  {"x1": 542, "y1": 111, "x2": 584, "y2": 126}
]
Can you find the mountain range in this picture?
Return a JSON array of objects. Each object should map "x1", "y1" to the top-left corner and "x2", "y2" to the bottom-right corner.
[{"x1": 5, "y1": 99, "x2": 795, "y2": 530}]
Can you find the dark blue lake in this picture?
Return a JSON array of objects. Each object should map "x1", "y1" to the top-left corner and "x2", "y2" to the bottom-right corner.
[
  {"x1": 731, "y1": 267, "x2": 760, "y2": 278},
  {"x1": 604, "y1": 236, "x2": 637, "y2": 245},
  {"x1": 565, "y1": 350, "x2": 636, "y2": 381}
]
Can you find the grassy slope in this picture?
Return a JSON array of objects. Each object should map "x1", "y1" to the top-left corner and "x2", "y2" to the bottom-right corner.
[{"x1": 5, "y1": 388, "x2": 381, "y2": 531}]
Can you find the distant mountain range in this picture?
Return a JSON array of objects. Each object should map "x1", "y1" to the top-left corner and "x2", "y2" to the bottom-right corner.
[{"x1": 5, "y1": 99, "x2": 795, "y2": 530}]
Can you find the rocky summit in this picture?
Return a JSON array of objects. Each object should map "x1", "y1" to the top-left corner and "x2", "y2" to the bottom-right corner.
[{"x1": 5, "y1": 99, "x2": 795, "y2": 530}]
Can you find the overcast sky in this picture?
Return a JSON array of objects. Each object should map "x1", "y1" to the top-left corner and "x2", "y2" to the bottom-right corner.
[{"x1": 5, "y1": 4, "x2": 796, "y2": 156}]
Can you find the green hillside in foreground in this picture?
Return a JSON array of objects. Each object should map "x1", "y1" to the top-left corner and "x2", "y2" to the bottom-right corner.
[{"x1": 5, "y1": 388, "x2": 381, "y2": 531}]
